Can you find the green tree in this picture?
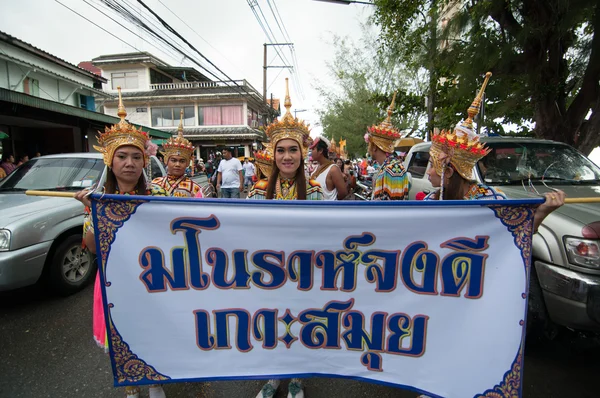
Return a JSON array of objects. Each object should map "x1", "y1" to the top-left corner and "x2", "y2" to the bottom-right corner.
[
  {"x1": 316, "y1": 26, "x2": 427, "y2": 158},
  {"x1": 374, "y1": 0, "x2": 600, "y2": 155}
]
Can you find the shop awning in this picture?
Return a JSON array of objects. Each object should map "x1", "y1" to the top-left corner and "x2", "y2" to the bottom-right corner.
[{"x1": 0, "y1": 88, "x2": 172, "y2": 139}]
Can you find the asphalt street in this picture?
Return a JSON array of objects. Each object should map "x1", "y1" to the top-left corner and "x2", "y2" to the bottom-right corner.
[{"x1": 1, "y1": 282, "x2": 599, "y2": 398}]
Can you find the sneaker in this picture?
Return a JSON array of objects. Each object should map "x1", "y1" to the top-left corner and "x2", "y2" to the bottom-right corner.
[
  {"x1": 287, "y1": 379, "x2": 304, "y2": 398},
  {"x1": 256, "y1": 379, "x2": 280, "y2": 398},
  {"x1": 125, "y1": 386, "x2": 140, "y2": 398}
]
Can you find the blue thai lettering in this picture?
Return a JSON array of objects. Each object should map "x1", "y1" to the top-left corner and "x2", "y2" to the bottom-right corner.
[
  {"x1": 193, "y1": 310, "x2": 215, "y2": 350},
  {"x1": 440, "y1": 236, "x2": 489, "y2": 298},
  {"x1": 251, "y1": 251, "x2": 286, "y2": 289},
  {"x1": 171, "y1": 216, "x2": 220, "y2": 289},
  {"x1": 400, "y1": 242, "x2": 439, "y2": 295},
  {"x1": 341, "y1": 311, "x2": 386, "y2": 352},
  {"x1": 139, "y1": 247, "x2": 187, "y2": 291},
  {"x1": 206, "y1": 248, "x2": 250, "y2": 289},
  {"x1": 298, "y1": 300, "x2": 354, "y2": 349},
  {"x1": 386, "y1": 313, "x2": 429, "y2": 356},
  {"x1": 362, "y1": 250, "x2": 400, "y2": 292},
  {"x1": 253, "y1": 309, "x2": 278, "y2": 349},
  {"x1": 286, "y1": 251, "x2": 314, "y2": 291},
  {"x1": 214, "y1": 309, "x2": 253, "y2": 351}
]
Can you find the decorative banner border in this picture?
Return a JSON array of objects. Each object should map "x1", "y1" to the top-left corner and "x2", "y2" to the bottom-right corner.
[{"x1": 91, "y1": 196, "x2": 540, "y2": 397}]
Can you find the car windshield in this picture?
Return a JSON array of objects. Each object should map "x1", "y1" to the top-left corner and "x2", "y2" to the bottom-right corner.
[
  {"x1": 477, "y1": 142, "x2": 600, "y2": 185},
  {"x1": 0, "y1": 157, "x2": 105, "y2": 191}
]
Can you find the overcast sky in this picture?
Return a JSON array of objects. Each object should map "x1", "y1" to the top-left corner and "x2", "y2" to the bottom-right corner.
[{"x1": 0, "y1": 0, "x2": 376, "y2": 137}]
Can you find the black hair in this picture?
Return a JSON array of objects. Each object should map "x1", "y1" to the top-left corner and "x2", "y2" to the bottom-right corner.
[{"x1": 314, "y1": 140, "x2": 329, "y2": 159}]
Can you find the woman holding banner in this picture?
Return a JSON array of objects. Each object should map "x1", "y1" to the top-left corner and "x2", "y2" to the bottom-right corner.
[
  {"x1": 247, "y1": 78, "x2": 322, "y2": 202},
  {"x1": 248, "y1": 79, "x2": 322, "y2": 398},
  {"x1": 423, "y1": 73, "x2": 565, "y2": 234},
  {"x1": 74, "y1": 88, "x2": 168, "y2": 398}
]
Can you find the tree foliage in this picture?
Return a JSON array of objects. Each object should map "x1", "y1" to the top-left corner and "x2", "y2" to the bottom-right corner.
[
  {"x1": 316, "y1": 26, "x2": 427, "y2": 158},
  {"x1": 374, "y1": 0, "x2": 600, "y2": 155}
]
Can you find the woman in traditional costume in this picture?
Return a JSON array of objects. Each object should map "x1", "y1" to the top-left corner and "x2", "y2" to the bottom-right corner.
[
  {"x1": 247, "y1": 78, "x2": 323, "y2": 202},
  {"x1": 74, "y1": 88, "x2": 168, "y2": 398},
  {"x1": 364, "y1": 92, "x2": 411, "y2": 200},
  {"x1": 249, "y1": 79, "x2": 322, "y2": 398},
  {"x1": 417, "y1": 73, "x2": 564, "y2": 397},
  {"x1": 423, "y1": 72, "x2": 565, "y2": 233}
]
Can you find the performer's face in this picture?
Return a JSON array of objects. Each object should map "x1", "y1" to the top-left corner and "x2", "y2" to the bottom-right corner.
[
  {"x1": 275, "y1": 139, "x2": 301, "y2": 178},
  {"x1": 168, "y1": 155, "x2": 187, "y2": 177},
  {"x1": 427, "y1": 163, "x2": 442, "y2": 187},
  {"x1": 112, "y1": 146, "x2": 144, "y2": 186}
]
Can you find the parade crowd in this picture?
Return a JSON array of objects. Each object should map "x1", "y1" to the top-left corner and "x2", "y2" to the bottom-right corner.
[{"x1": 72, "y1": 76, "x2": 565, "y2": 398}]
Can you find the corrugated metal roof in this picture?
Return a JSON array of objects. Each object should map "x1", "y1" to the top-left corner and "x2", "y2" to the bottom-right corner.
[
  {"x1": 0, "y1": 52, "x2": 110, "y2": 98},
  {"x1": 0, "y1": 30, "x2": 107, "y2": 83},
  {"x1": 0, "y1": 88, "x2": 172, "y2": 139}
]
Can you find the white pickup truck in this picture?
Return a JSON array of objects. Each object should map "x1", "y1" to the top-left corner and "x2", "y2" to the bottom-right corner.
[{"x1": 404, "y1": 137, "x2": 600, "y2": 337}]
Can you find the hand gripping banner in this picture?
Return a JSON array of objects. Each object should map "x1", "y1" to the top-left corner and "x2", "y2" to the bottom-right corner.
[{"x1": 91, "y1": 196, "x2": 539, "y2": 398}]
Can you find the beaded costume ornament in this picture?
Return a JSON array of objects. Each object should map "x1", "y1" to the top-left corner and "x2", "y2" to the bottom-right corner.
[
  {"x1": 161, "y1": 109, "x2": 195, "y2": 162},
  {"x1": 94, "y1": 87, "x2": 150, "y2": 167},
  {"x1": 364, "y1": 91, "x2": 402, "y2": 154},
  {"x1": 430, "y1": 72, "x2": 493, "y2": 181},
  {"x1": 265, "y1": 78, "x2": 312, "y2": 157}
]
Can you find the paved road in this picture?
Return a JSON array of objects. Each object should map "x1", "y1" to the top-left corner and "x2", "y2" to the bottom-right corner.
[{"x1": 1, "y1": 283, "x2": 598, "y2": 398}]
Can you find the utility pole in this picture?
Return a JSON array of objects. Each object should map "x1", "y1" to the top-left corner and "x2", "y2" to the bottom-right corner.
[
  {"x1": 427, "y1": 0, "x2": 438, "y2": 141},
  {"x1": 262, "y1": 43, "x2": 294, "y2": 104}
]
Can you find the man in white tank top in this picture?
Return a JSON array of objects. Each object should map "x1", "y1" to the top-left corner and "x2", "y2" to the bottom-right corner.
[{"x1": 309, "y1": 136, "x2": 347, "y2": 200}]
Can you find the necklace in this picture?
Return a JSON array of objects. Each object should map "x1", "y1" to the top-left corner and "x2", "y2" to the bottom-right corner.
[
  {"x1": 275, "y1": 176, "x2": 297, "y2": 200},
  {"x1": 311, "y1": 160, "x2": 333, "y2": 179},
  {"x1": 164, "y1": 175, "x2": 187, "y2": 196}
]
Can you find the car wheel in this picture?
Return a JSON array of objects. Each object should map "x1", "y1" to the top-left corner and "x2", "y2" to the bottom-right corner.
[
  {"x1": 527, "y1": 266, "x2": 559, "y2": 343},
  {"x1": 46, "y1": 234, "x2": 97, "y2": 296}
]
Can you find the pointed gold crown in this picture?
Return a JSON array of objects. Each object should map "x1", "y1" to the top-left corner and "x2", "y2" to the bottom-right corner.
[
  {"x1": 430, "y1": 72, "x2": 493, "y2": 180},
  {"x1": 265, "y1": 78, "x2": 312, "y2": 157},
  {"x1": 366, "y1": 91, "x2": 402, "y2": 153},
  {"x1": 254, "y1": 143, "x2": 273, "y2": 179},
  {"x1": 162, "y1": 109, "x2": 195, "y2": 161},
  {"x1": 94, "y1": 87, "x2": 149, "y2": 166}
]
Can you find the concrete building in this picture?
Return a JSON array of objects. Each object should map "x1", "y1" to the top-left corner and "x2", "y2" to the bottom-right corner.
[
  {"x1": 91, "y1": 52, "x2": 278, "y2": 160},
  {"x1": 0, "y1": 31, "x2": 170, "y2": 159}
]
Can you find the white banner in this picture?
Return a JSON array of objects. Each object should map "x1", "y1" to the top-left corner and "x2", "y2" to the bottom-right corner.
[{"x1": 91, "y1": 196, "x2": 536, "y2": 398}]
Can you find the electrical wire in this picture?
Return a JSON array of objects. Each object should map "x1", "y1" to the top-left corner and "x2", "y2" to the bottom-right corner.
[{"x1": 155, "y1": 0, "x2": 247, "y2": 78}]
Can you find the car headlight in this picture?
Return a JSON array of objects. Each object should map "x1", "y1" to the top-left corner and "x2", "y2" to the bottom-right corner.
[
  {"x1": 0, "y1": 229, "x2": 11, "y2": 251},
  {"x1": 565, "y1": 237, "x2": 600, "y2": 269}
]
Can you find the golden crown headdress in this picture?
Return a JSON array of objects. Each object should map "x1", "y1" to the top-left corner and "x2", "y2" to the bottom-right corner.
[
  {"x1": 94, "y1": 87, "x2": 150, "y2": 167},
  {"x1": 254, "y1": 144, "x2": 273, "y2": 179},
  {"x1": 365, "y1": 91, "x2": 402, "y2": 154},
  {"x1": 430, "y1": 72, "x2": 493, "y2": 181},
  {"x1": 265, "y1": 78, "x2": 312, "y2": 157},
  {"x1": 161, "y1": 109, "x2": 195, "y2": 162}
]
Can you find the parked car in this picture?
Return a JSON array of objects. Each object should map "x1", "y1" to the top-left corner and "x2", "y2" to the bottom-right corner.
[
  {"x1": 0, "y1": 152, "x2": 166, "y2": 295},
  {"x1": 404, "y1": 137, "x2": 600, "y2": 336}
]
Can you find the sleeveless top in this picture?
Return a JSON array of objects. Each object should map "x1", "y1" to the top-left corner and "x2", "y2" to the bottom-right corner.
[{"x1": 312, "y1": 164, "x2": 337, "y2": 201}]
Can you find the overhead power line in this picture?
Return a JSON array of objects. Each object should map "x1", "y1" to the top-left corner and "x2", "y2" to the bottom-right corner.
[{"x1": 87, "y1": 0, "x2": 266, "y2": 110}]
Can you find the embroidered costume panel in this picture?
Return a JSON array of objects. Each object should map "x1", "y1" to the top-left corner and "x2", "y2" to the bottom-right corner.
[
  {"x1": 372, "y1": 157, "x2": 411, "y2": 200},
  {"x1": 152, "y1": 175, "x2": 203, "y2": 198}
]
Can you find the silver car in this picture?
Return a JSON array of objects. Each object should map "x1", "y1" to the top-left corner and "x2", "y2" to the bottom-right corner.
[
  {"x1": 405, "y1": 137, "x2": 600, "y2": 335},
  {"x1": 0, "y1": 153, "x2": 165, "y2": 295}
]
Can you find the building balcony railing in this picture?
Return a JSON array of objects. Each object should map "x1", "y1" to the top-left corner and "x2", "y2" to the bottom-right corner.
[{"x1": 149, "y1": 79, "x2": 261, "y2": 96}]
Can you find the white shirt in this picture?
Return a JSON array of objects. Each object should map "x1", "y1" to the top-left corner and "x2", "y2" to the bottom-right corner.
[
  {"x1": 312, "y1": 164, "x2": 338, "y2": 201},
  {"x1": 217, "y1": 157, "x2": 243, "y2": 188},
  {"x1": 243, "y1": 162, "x2": 255, "y2": 177}
]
